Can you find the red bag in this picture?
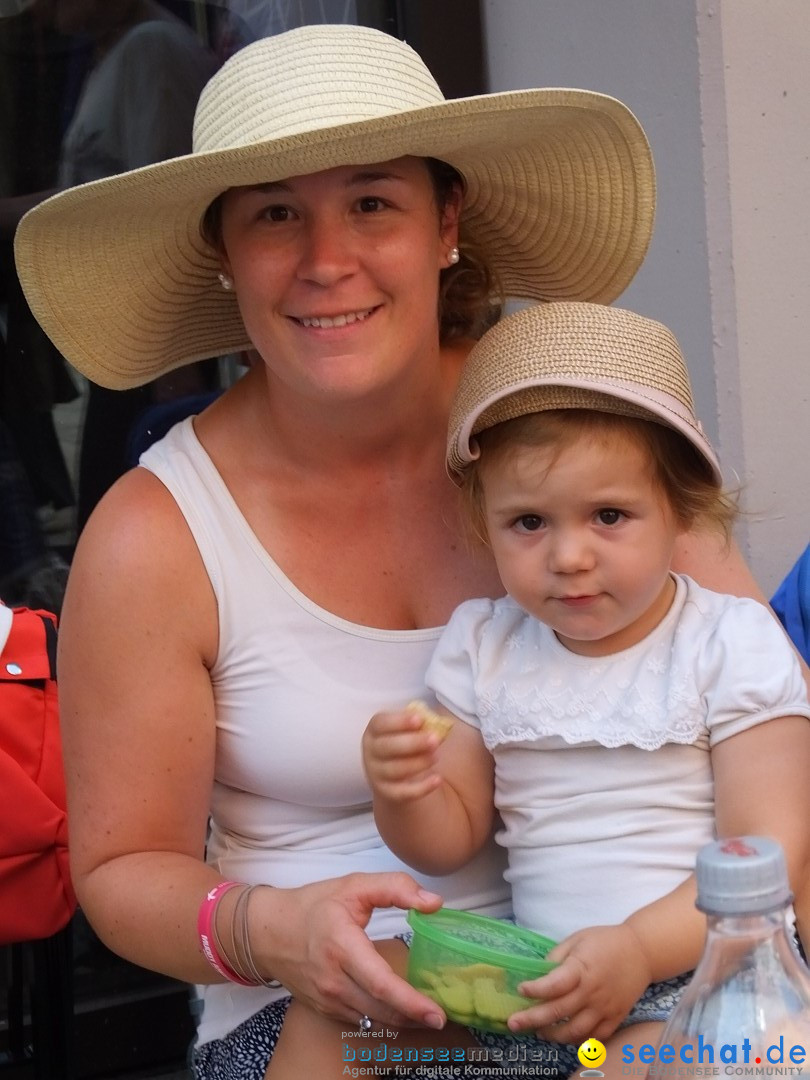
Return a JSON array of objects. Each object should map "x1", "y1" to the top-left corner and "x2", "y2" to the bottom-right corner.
[{"x1": 0, "y1": 606, "x2": 76, "y2": 943}]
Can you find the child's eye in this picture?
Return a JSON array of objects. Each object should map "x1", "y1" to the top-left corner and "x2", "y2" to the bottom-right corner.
[
  {"x1": 596, "y1": 508, "x2": 624, "y2": 526},
  {"x1": 514, "y1": 514, "x2": 544, "y2": 533}
]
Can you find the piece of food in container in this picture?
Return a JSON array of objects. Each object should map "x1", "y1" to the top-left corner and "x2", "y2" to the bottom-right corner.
[{"x1": 407, "y1": 907, "x2": 557, "y2": 1033}]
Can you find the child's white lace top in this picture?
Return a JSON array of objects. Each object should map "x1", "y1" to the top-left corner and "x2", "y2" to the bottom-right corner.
[{"x1": 426, "y1": 574, "x2": 810, "y2": 941}]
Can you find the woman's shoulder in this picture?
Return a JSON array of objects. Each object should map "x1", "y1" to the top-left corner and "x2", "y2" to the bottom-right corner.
[
  {"x1": 76, "y1": 446, "x2": 205, "y2": 578},
  {"x1": 90, "y1": 452, "x2": 191, "y2": 528},
  {"x1": 75, "y1": 463, "x2": 203, "y2": 583},
  {"x1": 69, "y1": 464, "x2": 219, "y2": 665}
]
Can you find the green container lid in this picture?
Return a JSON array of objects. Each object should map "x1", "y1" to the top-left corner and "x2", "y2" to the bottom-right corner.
[{"x1": 407, "y1": 908, "x2": 556, "y2": 976}]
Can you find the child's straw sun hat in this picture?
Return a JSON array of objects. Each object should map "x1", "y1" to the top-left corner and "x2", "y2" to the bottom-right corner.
[
  {"x1": 447, "y1": 301, "x2": 721, "y2": 484},
  {"x1": 14, "y1": 24, "x2": 655, "y2": 390}
]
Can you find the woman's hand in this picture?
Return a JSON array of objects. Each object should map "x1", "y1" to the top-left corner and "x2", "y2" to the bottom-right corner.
[
  {"x1": 506, "y1": 924, "x2": 651, "y2": 1044},
  {"x1": 251, "y1": 872, "x2": 447, "y2": 1029},
  {"x1": 362, "y1": 707, "x2": 444, "y2": 803}
]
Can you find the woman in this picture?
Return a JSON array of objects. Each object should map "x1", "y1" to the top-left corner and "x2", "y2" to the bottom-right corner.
[{"x1": 13, "y1": 22, "x2": 782, "y2": 1080}]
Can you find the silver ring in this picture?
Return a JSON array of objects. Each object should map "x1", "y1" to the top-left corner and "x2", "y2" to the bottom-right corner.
[{"x1": 359, "y1": 1014, "x2": 373, "y2": 1032}]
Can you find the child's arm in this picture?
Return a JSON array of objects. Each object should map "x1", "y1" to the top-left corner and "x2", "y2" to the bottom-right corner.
[
  {"x1": 712, "y1": 714, "x2": 810, "y2": 891},
  {"x1": 506, "y1": 713, "x2": 810, "y2": 1045},
  {"x1": 362, "y1": 703, "x2": 495, "y2": 876},
  {"x1": 627, "y1": 715, "x2": 810, "y2": 988},
  {"x1": 628, "y1": 714, "x2": 810, "y2": 976},
  {"x1": 503, "y1": 877, "x2": 704, "y2": 1044}
]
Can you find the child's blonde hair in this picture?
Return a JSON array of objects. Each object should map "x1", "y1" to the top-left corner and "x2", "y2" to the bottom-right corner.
[{"x1": 459, "y1": 408, "x2": 737, "y2": 547}]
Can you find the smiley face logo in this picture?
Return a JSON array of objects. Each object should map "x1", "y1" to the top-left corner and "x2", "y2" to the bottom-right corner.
[{"x1": 578, "y1": 1038, "x2": 607, "y2": 1071}]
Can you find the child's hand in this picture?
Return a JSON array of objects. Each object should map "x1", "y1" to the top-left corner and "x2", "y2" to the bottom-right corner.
[
  {"x1": 507, "y1": 924, "x2": 652, "y2": 1044},
  {"x1": 362, "y1": 705, "x2": 447, "y2": 803}
]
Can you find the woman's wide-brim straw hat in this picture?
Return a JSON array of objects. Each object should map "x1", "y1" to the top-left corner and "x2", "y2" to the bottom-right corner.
[
  {"x1": 448, "y1": 301, "x2": 721, "y2": 483},
  {"x1": 14, "y1": 24, "x2": 655, "y2": 391}
]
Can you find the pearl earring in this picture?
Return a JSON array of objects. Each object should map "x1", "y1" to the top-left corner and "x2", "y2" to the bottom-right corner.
[
  {"x1": 218, "y1": 272, "x2": 233, "y2": 291},
  {"x1": 447, "y1": 246, "x2": 460, "y2": 265}
]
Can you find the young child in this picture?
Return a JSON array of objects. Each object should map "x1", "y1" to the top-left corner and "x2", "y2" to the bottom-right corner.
[{"x1": 363, "y1": 302, "x2": 810, "y2": 1076}]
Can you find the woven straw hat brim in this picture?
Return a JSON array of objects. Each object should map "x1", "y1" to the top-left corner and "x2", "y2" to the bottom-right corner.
[
  {"x1": 447, "y1": 302, "x2": 721, "y2": 483},
  {"x1": 14, "y1": 27, "x2": 654, "y2": 391}
]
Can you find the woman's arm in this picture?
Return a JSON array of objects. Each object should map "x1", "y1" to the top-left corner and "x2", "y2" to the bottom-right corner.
[
  {"x1": 60, "y1": 467, "x2": 220, "y2": 980},
  {"x1": 60, "y1": 468, "x2": 446, "y2": 1028}
]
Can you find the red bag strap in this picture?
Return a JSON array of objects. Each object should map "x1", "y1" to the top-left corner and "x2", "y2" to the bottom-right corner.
[{"x1": 1, "y1": 608, "x2": 58, "y2": 682}]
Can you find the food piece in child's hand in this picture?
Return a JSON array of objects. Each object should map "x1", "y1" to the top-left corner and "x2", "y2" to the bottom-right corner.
[{"x1": 407, "y1": 700, "x2": 454, "y2": 742}]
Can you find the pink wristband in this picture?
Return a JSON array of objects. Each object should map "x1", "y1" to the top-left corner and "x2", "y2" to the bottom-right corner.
[{"x1": 197, "y1": 881, "x2": 256, "y2": 986}]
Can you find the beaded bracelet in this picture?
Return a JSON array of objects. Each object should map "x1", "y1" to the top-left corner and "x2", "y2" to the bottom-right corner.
[{"x1": 197, "y1": 881, "x2": 256, "y2": 985}]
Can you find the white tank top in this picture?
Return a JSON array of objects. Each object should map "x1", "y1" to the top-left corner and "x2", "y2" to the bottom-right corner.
[{"x1": 139, "y1": 418, "x2": 510, "y2": 1044}]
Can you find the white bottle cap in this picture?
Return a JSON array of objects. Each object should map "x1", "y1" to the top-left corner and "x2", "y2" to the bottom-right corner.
[{"x1": 696, "y1": 836, "x2": 793, "y2": 916}]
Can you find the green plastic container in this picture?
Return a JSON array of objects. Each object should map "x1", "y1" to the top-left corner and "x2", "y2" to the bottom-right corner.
[{"x1": 406, "y1": 908, "x2": 557, "y2": 1033}]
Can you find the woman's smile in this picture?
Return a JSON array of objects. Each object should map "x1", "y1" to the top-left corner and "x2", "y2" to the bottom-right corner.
[{"x1": 291, "y1": 306, "x2": 379, "y2": 329}]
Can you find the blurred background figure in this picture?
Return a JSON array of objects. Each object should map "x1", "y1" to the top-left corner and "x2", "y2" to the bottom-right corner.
[
  {"x1": 49, "y1": 0, "x2": 220, "y2": 533},
  {"x1": 0, "y1": 0, "x2": 221, "y2": 583},
  {"x1": 0, "y1": 0, "x2": 84, "y2": 560},
  {"x1": 223, "y1": 0, "x2": 356, "y2": 39},
  {"x1": 0, "y1": 414, "x2": 69, "y2": 613}
]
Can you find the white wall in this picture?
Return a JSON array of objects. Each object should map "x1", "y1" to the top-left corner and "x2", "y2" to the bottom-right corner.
[
  {"x1": 482, "y1": 1, "x2": 715, "y2": 427},
  {"x1": 698, "y1": 0, "x2": 810, "y2": 592},
  {"x1": 482, "y1": 0, "x2": 809, "y2": 593}
]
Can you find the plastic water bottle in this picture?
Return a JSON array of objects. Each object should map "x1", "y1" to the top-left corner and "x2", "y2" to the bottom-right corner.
[{"x1": 657, "y1": 836, "x2": 810, "y2": 1077}]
